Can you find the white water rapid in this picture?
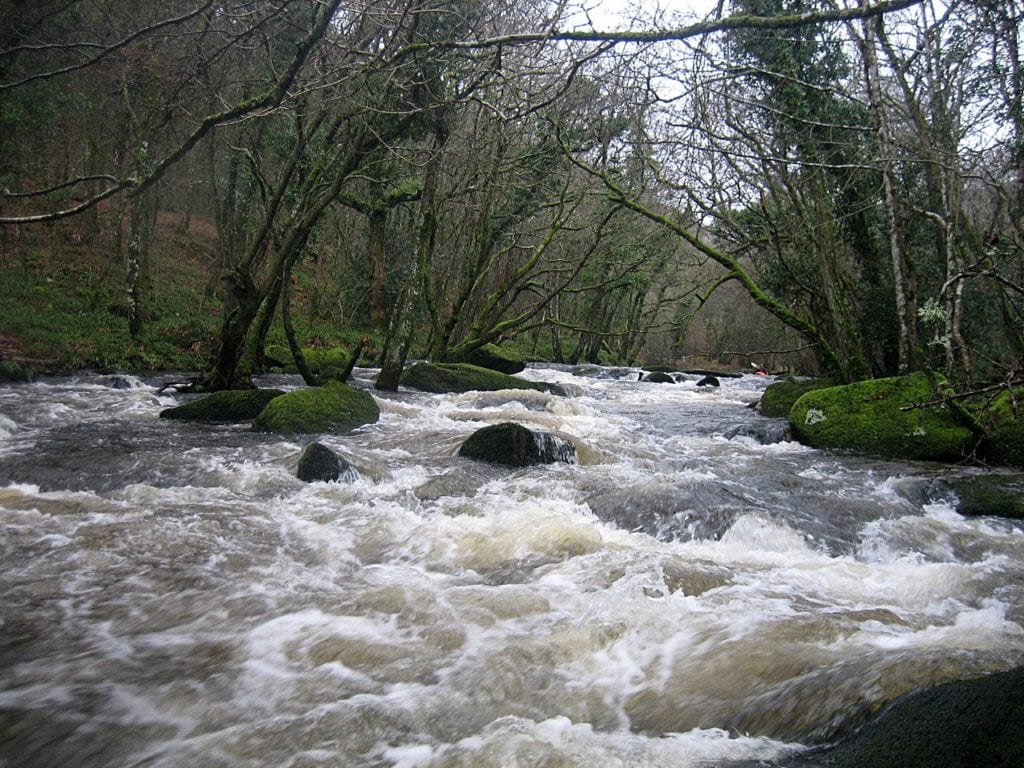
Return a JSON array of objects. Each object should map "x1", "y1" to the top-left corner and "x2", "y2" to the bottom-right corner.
[{"x1": 1, "y1": 366, "x2": 1022, "y2": 767}]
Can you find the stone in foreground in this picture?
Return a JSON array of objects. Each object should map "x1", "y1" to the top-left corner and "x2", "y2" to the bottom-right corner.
[{"x1": 458, "y1": 422, "x2": 576, "y2": 467}]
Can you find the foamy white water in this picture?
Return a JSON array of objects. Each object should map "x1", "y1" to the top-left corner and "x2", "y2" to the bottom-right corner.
[{"x1": 1, "y1": 367, "x2": 1022, "y2": 767}]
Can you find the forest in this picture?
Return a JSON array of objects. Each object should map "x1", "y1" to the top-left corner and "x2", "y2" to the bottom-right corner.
[{"x1": 1, "y1": 0, "x2": 1022, "y2": 392}]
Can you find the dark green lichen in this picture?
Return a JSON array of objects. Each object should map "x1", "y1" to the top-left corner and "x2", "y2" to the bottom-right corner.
[
  {"x1": 465, "y1": 343, "x2": 526, "y2": 375},
  {"x1": 252, "y1": 380, "x2": 378, "y2": 434},
  {"x1": 159, "y1": 388, "x2": 285, "y2": 422},
  {"x1": 789, "y1": 373, "x2": 973, "y2": 462}
]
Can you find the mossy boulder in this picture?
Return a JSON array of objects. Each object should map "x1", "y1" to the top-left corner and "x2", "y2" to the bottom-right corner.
[
  {"x1": 974, "y1": 388, "x2": 1024, "y2": 468},
  {"x1": 400, "y1": 362, "x2": 550, "y2": 394},
  {"x1": 789, "y1": 373, "x2": 973, "y2": 462},
  {"x1": 159, "y1": 388, "x2": 285, "y2": 422},
  {"x1": 465, "y1": 343, "x2": 526, "y2": 375},
  {"x1": 759, "y1": 379, "x2": 833, "y2": 418},
  {"x1": 264, "y1": 345, "x2": 350, "y2": 375},
  {"x1": 937, "y1": 474, "x2": 1024, "y2": 519},
  {"x1": 458, "y1": 422, "x2": 576, "y2": 467},
  {"x1": 252, "y1": 380, "x2": 379, "y2": 434}
]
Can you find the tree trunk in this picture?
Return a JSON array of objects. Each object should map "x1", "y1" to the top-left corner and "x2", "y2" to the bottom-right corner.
[{"x1": 861, "y1": 10, "x2": 914, "y2": 374}]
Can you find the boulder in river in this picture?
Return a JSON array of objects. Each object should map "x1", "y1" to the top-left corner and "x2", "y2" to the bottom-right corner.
[
  {"x1": 400, "y1": 362, "x2": 552, "y2": 395},
  {"x1": 642, "y1": 371, "x2": 677, "y2": 384},
  {"x1": 789, "y1": 372, "x2": 973, "y2": 462},
  {"x1": 296, "y1": 441, "x2": 358, "y2": 483},
  {"x1": 159, "y1": 388, "x2": 286, "y2": 422},
  {"x1": 696, "y1": 375, "x2": 720, "y2": 388},
  {"x1": 253, "y1": 380, "x2": 379, "y2": 434},
  {"x1": 785, "y1": 667, "x2": 1024, "y2": 768},
  {"x1": 974, "y1": 386, "x2": 1024, "y2": 468},
  {"x1": 931, "y1": 473, "x2": 1024, "y2": 519},
  {"x1": 464, "y1": 343, "x2": 526, "y2": 375},
  {"x1": 458, "y1": 422, "x2": 576, "y2": 467},
  {"x1": 758, "y1": 378, "x2": 834, "y2": 418}
]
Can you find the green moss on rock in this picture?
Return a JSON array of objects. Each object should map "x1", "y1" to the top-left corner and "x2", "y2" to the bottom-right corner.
[
  {"x1": 940, "y1": 474, "x2": 1024, "y2": 519},
  {"x1": 759, "y1": 379, "x2": 833, "y2": 418},
  {"x1": 975, "y1": 388, "x2": 1024, "y2": 468},
  {"x1": 789, "y1": 373, "x2": 973, "y2": 462},
  {"x1": 400, "y1": 362, "x2": 549, "y2": 394},
  {"x1": 465, "y1": 343, "x2": 526, "y2": 374},
  {"x1": 252, "y1": 380, "x2": 379, "y2": 434},
  {"x1": 159, "y1": 388, "x2": 285, "y2": 422}
]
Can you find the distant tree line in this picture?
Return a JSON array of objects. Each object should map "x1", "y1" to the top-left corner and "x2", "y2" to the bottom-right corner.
[{"x1": 1, "y1": 0, "x2": 1020, "y2": 389}]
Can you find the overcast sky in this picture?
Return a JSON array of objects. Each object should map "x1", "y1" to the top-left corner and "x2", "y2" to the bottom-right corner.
[{"x1": 568, "y1": 0, "x2": 722, "y2": 30}]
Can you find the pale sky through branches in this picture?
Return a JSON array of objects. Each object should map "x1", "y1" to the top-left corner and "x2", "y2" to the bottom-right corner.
[{"x1": 569, "y1": 0, "x2": 720, "y2": 31}]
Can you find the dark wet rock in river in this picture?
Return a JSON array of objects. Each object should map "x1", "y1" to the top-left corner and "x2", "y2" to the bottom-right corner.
[
  {"x1": 642, "y1": 371, "x2": 676, "y2": 384},
  {"x1": 108, "y1": 374, "x2": 141, "y2": 390},
  {"x1": 758, "y1": 378, "x2": 834, "y2": 418},
  {"x1": 790, "y1": 373, "x2": 973, "y2": 462},
  {"x1": 584, "y1": 484, "x2": 740, "y2": 542},
  {"x1": 930, "y1": 473, "x2": 1024, "y2": 519},
  {"x1": 723, "y1": 421, "x2": 791, "y2": 444},
  {"x1": 296, "y1": 442, "x2": 357, "y2": 483},
  {"x1": 464, "y1": 343, "x2": 526, "y2": 375},
  {"x1": 159, "y1": 388, "x2": 286, "y2": 422},
  {"x1": 401, "y1": 362, "x2": 552, "y2": 395},
  {"x1": 458, "y1": 422, "x2": 576, "y2": 467},
  {"x1": 696, "y1": 375, "x2": 720, "y2": 388},
  {"x1": 785, "y1": 667, "x2": 1024, "y2": 768},
  {"x1": 252, "y1": 380, "x2": 379, "y2": 434}
]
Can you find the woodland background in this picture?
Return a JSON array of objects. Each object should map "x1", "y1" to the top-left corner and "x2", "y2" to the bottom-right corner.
[{"x1": 1, "y1": 0, "x2": 1021, "y2": 390}]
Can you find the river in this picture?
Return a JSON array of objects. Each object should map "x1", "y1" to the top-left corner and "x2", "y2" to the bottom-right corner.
[{"x1": 1, "y1": 365, "x2": 1022, "y2": 767}]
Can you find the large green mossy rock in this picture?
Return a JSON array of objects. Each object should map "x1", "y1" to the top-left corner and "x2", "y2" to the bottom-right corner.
[
  {"x1": 789, "y1": 373, "x2": 973, "y2": 462},
  {"x1": 252, "y1": 380, "x2": 379, "y2": 434},
  {"x1": 759, "y1": 379, "x2": 833, "y2": 418},
  {"x1": 976, "y1": 388, "x2": 1024, "y2": 468},
  {"x1": 400, "y1": 362, "x2": 549, "y2": 394},
  {"x1": 159, "y1": 388, "x2": 285, "y2": 422},
  {"x1": 464, "y1": 343, "x2": 526, "y2": 375},
  {"x1": 264, "y1": 345, "x2": 350, "y2": 375}
]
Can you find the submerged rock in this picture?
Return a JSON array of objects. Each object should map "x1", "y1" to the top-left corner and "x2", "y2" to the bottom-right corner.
[
  {"x1": 789, "y1": 372, "x2": 973, "y2": 462},
  {"x1": 253, "y1": 380, "x2": 379, "y2": 434},
  {"x1": 723, "y1": 421, "x2": 792, "y2": 444},
  {"x1": 464, "y1": 343, "x2": 526, "y2": 375},
  {"x1": 401, "y1": 362, "x2": 551, "y2": 394},
  {"x1": 458, "y1": 422, "x2": 576, "y2": 467},
  {"x1": 296, "y1": 442, "x2": 358, "y2": 483},
  {"x1": 159, "y1": 388, "x2": 285, "y2": 422},
  {"x1": 696, "y1": 375, "x2": 720, "y2": 388}
]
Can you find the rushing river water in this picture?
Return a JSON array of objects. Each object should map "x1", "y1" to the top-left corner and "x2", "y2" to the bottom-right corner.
[{"x1": 1, "y1": 366, "x2": 1023, "y2": 768}]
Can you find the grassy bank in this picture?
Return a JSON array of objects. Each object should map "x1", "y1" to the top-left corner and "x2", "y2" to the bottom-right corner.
[{"x1": 0, "y1": 214, "x2": 374, "y2": 377}]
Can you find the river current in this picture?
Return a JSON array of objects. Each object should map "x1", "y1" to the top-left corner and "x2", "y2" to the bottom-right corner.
[{"x1": 1, "y1": 365, "x2": 1022, "y2": 767}]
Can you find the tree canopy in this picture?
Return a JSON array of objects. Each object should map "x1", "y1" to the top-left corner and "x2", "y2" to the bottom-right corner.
[{"x1": 1, "y1": 0, "x2": 1021, "y2": 388}]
